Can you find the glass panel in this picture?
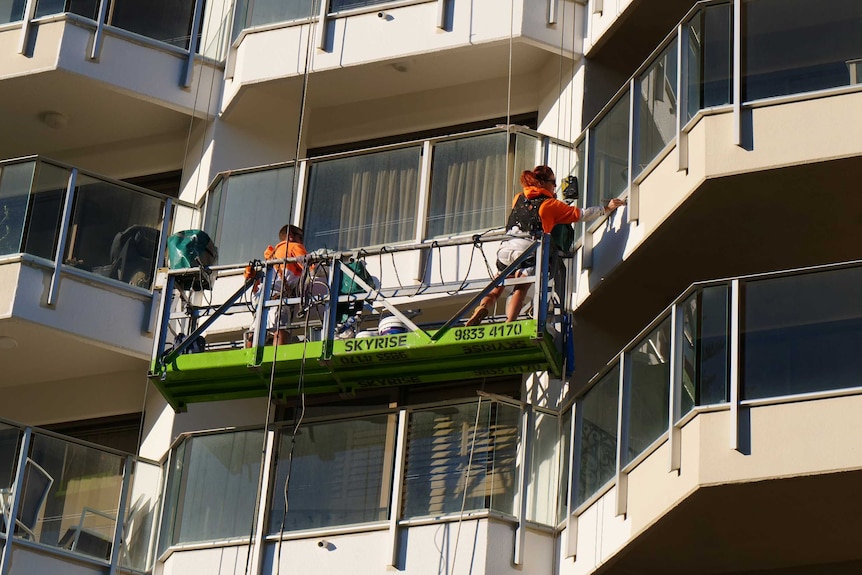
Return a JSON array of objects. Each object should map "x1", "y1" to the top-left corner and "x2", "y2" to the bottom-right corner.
[
  {"x1": 35, "y1": 0, "x2": 98, "y2": 20},
  {"x1": 572, "y1": 139, "x2": 586, "y2": 246},
  {"x1": 402, "y1": 401, "x2": 519, "y2": 518},
  {"x1": 685, "y1": 4, "x2": 732, "y2": 123},
  {"x1": 305, "y1": 147, "x2": 420, "y2": 251},
  {"x1": 110, "y1": 0, "x2": 196, "y2": 50},
  {"x1": 27, "y1": 433, "x2": 125, "y2": 561},
  {"x1": 576, "y1": 366, "x2": 619, "y2": 507},
  {"x1": 625, "y1": 317, "x2": 671, "y2": 465},
  {"x1": 119, "y1": 460, "x2": 161, "y2": 572},
  {"x1": 427, "y1": 133, "x2": 510, "y2": 238},
  {"x1": 589, "y1": 94, "x2": 630, "y2": 208},
  {"x1": 557, "y1": 408, "x2": 571, "y2": 524},
  {"x1": 19, "y1": 162, "x2": 70, "y2": 261},
  {"x1": 162, "y1": 430, "x2": 263, "y2": 547},
  {"x1": 680, "y1": 293, "x2": 698, "y2": 417},
  {"x1": 0, "y1": 0, "x2": 26, "y2": 27},
  {"x1": 743, "y1": 0, "x2": 862, "y2": 101},
  {"x1": 234, "y1": 0, "x2": 314, "y2": 34},
  {"x1": 698, "y1": 285, "x2": 729, "y2": 405},
  {"x1": 330, "y1": 0, "x2": 390, "y2": 12},
  {"x1": 526, "y1": 411, "x2": 559, "y2": 526},
  {"x1": 743, "y1": 267, "x2": 862, "y2": 400},
  {"x1": 0, "y1": 162, "x2": 36, "y2": 256},
  {"x1": 66, "y1": 175, "x2": 163, "y2": 289},
  {"x1": 211, "y1": 167, "x2": 295, "y2": 265},
  {"x1": 635, "y1": 39, "x2": 678, "y2": 178},
  {"x1": 0, "y1": 424, "x2": 22, "y2": 537},
  {"x1": 268, "y1": 415, "x2": 394, "y2": 533}
]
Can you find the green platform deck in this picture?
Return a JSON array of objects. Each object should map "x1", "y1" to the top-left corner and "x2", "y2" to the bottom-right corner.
[{"x1": 149, "y1": 320, "x2": 564, "y2": 411}]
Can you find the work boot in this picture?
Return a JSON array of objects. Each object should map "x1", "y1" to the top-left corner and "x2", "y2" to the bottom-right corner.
[{"x1": 465, "y1": 305, "x2": 489, "y2": 327}]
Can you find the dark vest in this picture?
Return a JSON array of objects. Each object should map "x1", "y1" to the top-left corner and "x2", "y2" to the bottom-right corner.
[{"x1": 506, "y1": 194, "x2": 547, "y2": 238}]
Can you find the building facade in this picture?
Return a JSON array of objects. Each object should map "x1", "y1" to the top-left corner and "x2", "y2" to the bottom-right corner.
[{"x1": 1, "y1": 0, "x2": 861, "y2": 574}]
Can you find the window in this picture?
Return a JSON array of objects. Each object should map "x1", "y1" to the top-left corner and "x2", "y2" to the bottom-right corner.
[
  {"x1": 269, "y1": 415, "x2": 394, "y2": 533},
  {"x1": 402, "y1": 401, "x2": 519, "y2": 518},
  {"x1": 160, "y1": 430, "x2": 263, "y2": 550},
  {"x1": 204, "y1": 167, "x2": 296, "y2": 265},
  {"x1": 304, "y1": 147, "x2": 420, "y2": 251}
]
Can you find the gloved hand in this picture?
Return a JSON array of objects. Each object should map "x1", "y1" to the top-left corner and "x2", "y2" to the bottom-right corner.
[{"x1": 264, "y1": 245, "x2": 275, "y2": 260}]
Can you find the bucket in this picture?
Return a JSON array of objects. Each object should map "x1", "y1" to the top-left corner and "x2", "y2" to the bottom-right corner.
[
  {"x1": 356, "y1": 330, "x2": 375, "y2": 338},
  {"x1": 378, "y1": 316, "x2": 407, "y2": 336}
]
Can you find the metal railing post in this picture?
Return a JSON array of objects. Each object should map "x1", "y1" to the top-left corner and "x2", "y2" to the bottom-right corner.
[
  {"x1": 107, "y1": 455, "x2": 133, "y2": 575},
  {"x1": 89, "y1": 0, "x2": 110, "y2": 60},
  {"x1": 48, "y1": 168, "x2": 78, "y2": 307},
  {"x1": 17, "y1": 0, "x2": 37, "y2": 54},
  {"x1": 0, "y1": 428, "x2": 33, "y2": 575},
  {"x1": 182, "y1": 0, "x2": 205, "y2": 88}
]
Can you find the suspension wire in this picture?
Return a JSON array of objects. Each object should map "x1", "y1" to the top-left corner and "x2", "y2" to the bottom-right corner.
[
  {"x1": 447, "y1": 382, "x2": 487, "y2": 575},
  {"x1": 275, "y1": 311, "x2": 312, "y2": 575},
  {"x1": 241, "y1": 0, "x2": 320, "y2": 572}
]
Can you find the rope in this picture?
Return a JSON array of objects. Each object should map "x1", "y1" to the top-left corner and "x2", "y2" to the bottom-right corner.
[{"x1": 448, "y1": 392, "x2": 486, "y2": 575}]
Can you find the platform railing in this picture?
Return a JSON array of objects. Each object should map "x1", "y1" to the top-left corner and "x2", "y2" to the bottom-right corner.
[{"x1": 150, "y1": 231, "x2": 568, "y2": 377}]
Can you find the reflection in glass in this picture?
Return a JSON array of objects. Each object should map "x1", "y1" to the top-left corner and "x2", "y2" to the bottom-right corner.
[
  {"x1": 269, "y1": 415, "x2": 393, "y2": 533},
  {"x1": 161, "y1": 430, "x2": 263, "y2": 548},
  {"x1": 0, "y1": 425, "x2": 22, "y2": 531},
  {"x1": 577, "y1": 366, "x2": 619, "y2": 507},
  {"x1": 120, "y1": 460, "x2": 161, "y2": 572},
  {"x1": 589, "y1": 95, "x2": 630, "y2": 207},
  {"x1": 210, "y1": 167, "x2": 295, "y2": 265},
  {"x1": 698, "y1": 285, "x2": 729, "y2": 405},
  {"x1": 743, "y1": 267, "x2": 862, "y2": 399},
  {"x1": 232, "y1": 0, "x2": 315, "y2": 39},
  {"x1": 635, "y1": 39, "x2": 678, "y2": 178},
  {"x1": 685, "y1": 4, "x2": 732, "y2": 123},
  {"x1": 28, "y1": 434, "x2": 125, "y2": 561},
  {"x1": 0, "y1": 0, "x2": 26, "y2": 24},
  {"x1": 625, "y1": 318, "x2": 671, "y2": 465},
  {"x1": 526, "y1": 411, "x2": 559, "y2": 526},
  {"x1": 67, "y1": 175, "x2": 163, "y2": 289},
  {"x1": 557, "y1": 409, "x2": 572, "y2": 523},
  {"x1": 743, "y1": 0, "x2": 862, "y2": 101},
  {"x1": 402, "y1": 401, "x2": 519, "y2": 518},
  {"x1": 0, "y1": 161, "x2": 36, "y2": 256},
  {"x1": 305, "y1": 147, "x2": 420, "y2": 251}
]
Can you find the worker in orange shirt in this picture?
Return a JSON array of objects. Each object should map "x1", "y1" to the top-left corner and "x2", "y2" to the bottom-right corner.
[
  {"x1": 466, "y1": 165, "x2": 625, "y2": 326},
  {"x1": 262, "y1": 224, "x2": 307, "y2": 345}
]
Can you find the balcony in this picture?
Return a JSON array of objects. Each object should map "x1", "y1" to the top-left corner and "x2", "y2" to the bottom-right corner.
[
  {"x1": 564, "y1": 261, "x2": 862, "y2": 574},
  {"x1": 0, "y1": 419, "x2": 161, "y2": 573},
  {"x1": 222, "y1": 0, "x2": 582, "y2": 129},
  {"x1": 0, "y1": 156, "x2": 174, "y2": 389},
  {"x1": 0, "y1": 0, "x2": 226, "y2": 162},
  {"x1": 566, "y1": 0, "x2": 862, "y2": 386}
]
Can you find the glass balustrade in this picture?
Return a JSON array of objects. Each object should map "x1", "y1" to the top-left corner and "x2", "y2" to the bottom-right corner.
[
  {"x1": 624, "y1": 318, "x2": 671, "y2": 466},
  {"x1": 526, "y1": 410, "x2": 560, "y2": 526},
  {"x1": 0, "y1": 421, "x2": 160, "y2": 570},
  {"x1": 0, "y1": 158, "x2": 167, "y2": 291},
  {"x1": 571, "y1": 263, "x2": 862, "y2": 512}
]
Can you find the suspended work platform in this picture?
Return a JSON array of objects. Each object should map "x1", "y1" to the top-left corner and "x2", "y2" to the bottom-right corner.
[{"x1": 149, "y1": 234, "x2": 570, "y2": 411}]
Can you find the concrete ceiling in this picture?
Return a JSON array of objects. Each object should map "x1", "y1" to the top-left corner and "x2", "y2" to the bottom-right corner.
[
  {"x1": 595, "y1": 470, "x2": 862, "y2": 574},
  {"x1": 0, "y1": 317, "x2": 148, "y2": 388},
  {"x1": 0, "y1": 69, "x2": 193, "y2": 168}
]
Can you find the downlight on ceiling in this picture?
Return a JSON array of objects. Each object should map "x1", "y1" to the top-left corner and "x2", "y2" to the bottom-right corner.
[
  {"x1": 40, "y1": 111, "x2": 68, "y2": 130},
  {"x1": 0, "y1": 337, "x2": 18, "y2": 350}
]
